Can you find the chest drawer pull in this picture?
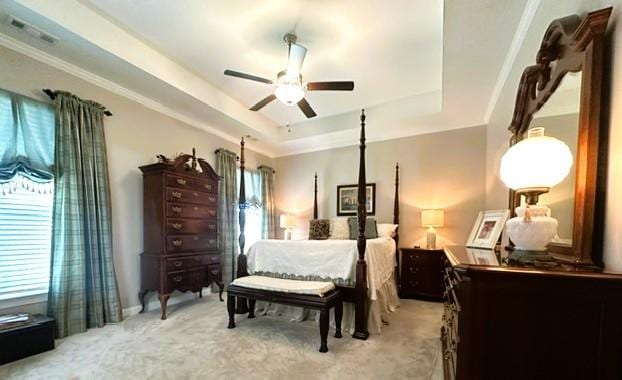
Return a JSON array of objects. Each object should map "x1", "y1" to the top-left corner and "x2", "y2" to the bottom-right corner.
[
  {"x1": 409, "y1": 266, "x2": 419, "y2": 273},
  {"x1": 193, "y1": 192, "x2": 198, "y2": 197},
  {"x1": 172, "y1": 223, "x2": 182, "y2": 230},
  {"x1": 208, "y1": 196, "x2": 216, "y2": 203},
  {"x1": 176, "y1": 178, "x2": 187, "y2": 185},
  {"x1": 204, "y1": 184, "x2": 212, "y2": 191},
  {"x1": 208, "y1": 239, "x2": 216, "y2": 245},
  {"x1": 208, "y1": 224, "x2": 216, "y2": 230},
  {"x1": 172, "y1": 206, "x2": 182, "y2": 213},
  {"x1": 172, "y1": 275, "x2": 183, "y2": 282},
  {"x1": 171, "y1": 191, "x2": 182, "y2": 199},
  {"x1": 173, "y1": 260, "x2": 183, "y2": 267},
  {"x1": 194, "y1": 206, "x2": 199, "y2": 211},
  {"x1": 193, "y1": 236, "x2": 199, "y2": 241},
  {"x1": 172, "y1": 239, "x2": 183, "y2": 247},
  {"x1": 208, "y1": 210, "x2": 216, "y2": 216}
]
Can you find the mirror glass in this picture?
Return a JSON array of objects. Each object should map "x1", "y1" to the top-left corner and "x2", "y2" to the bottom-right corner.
[{"x1": 526, "y1": 71, "x2": 581, "y2": 246}]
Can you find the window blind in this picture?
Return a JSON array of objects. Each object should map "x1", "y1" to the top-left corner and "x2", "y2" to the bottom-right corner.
[{"x1": 0, "y1": 184, "x2": 54, "y2": 300}]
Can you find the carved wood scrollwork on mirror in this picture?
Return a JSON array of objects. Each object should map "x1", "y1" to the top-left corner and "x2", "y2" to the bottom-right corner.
[{"x1": 507, "y1": 7, "x2": 611, "y2": 265}]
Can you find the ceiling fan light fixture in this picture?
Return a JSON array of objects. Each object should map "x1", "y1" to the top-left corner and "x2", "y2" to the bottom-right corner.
[{"x1": 274, "y1": 84, "x2": 305, "y2": 106}]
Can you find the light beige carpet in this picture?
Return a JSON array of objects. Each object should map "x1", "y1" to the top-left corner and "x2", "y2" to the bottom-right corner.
[{"x1": 0, "y1": 296, "x2": 443, "y2": 380}]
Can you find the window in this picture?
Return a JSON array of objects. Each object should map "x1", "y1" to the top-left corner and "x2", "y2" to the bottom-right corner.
[
  {"x1": 0, "y1": 89, "x2": 55, "y2": 304},
  {"x1": 237, "y1": 168, "x2": 263, "y2": 252},
  {"x1": 0, "y1": 177, "x2": 54, "y2": 301}
]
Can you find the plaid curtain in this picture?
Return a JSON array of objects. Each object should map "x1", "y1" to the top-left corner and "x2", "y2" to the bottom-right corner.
[
  {"x1": 216, "y1": 149, "x2": 238, "y2": 286},
  {"x1": 258, "y1": 166, "x2": 276, "y2": 239},
  {"x1": 47, "y1": 91, "x2": 122, "y2": 338}
]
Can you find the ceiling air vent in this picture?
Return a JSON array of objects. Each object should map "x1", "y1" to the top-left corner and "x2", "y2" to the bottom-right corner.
[{"x1": 7, "y1": 15, "x2": 58, "y2": 45}]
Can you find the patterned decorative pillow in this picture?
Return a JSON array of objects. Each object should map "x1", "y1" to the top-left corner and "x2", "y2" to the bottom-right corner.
[
  {"x1": 329, "y1": 218, "x2": 350, "y2": 240},
  {"x1": 309, "y1": 219, "x2": 330, "y2": 240},
  {"x1": 347, "y1": 217, "x2": 378, "y2": 240}
]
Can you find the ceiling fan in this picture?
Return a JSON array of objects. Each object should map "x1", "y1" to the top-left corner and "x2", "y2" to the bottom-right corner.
[{"x1": 224, "y1": 33, "x2": 354, "y2": 119}]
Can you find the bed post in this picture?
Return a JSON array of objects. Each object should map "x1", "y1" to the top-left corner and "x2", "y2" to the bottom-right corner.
[
  {"x1": 353, "y1": 109, "x2": 369, "y2": 340},
  {"x1": 313, "y1": 172, "x2": 318, "y2": 220},
  {"x1": 393, "y1": 162, "x2": 400, "y2": 283},
  {"x1": 235, "y1": 137, "x2": 249, "y2": 314}
]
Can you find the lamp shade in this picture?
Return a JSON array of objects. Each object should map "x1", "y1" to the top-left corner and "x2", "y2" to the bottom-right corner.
[
  {"x1": 279, "y1": 214, "x2": 296, "y2": 229},
  {"x1": 421, "y1": 209, "x2": 444, "y2": 227},
  {"x1": 500, "y1": 128, "x2": 573, "y2": 191}
]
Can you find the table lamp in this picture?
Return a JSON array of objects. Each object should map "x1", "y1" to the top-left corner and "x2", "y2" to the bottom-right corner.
[
  {"x1": 421, "y1": 209, "x2": 444, "y2": 249},
  {"x1": 280, "y1": 214, "x2": 296, "y2": 240},
  {"x1": 500, "y1": 127, "x2": 573, "y2": 262}
]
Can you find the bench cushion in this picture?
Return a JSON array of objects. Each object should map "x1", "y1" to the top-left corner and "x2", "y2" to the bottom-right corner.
[{"x1": 231, "y1": 275, "x2": 335, "y2": 297}]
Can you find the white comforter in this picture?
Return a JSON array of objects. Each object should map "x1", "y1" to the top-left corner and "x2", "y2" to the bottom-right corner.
[{"x1": 246, "y1": 238, "x2": 396, "y2": 301}]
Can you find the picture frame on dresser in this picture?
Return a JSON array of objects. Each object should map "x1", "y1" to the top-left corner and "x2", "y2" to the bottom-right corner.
[{"x1": 466, "y1": 209, "x2": 509, "y2": 249}]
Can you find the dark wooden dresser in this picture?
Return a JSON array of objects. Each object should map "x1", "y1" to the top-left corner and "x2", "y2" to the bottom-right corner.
[
  {"x1": 138, "y1": 151, "x2": 223, "y2": 319},
  {"x1": 441, "y1": 246, "x2": 622, "y2": 380},
  {"x1": 399, "y1": 247, "x2": 443, "y2": 300}
]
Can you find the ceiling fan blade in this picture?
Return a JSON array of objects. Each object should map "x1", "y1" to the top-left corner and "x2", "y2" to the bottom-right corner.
[
  {"x1": 287, "y1": 43, "x2": 307, "y2": 76},
  {"x1": 249, "y1": 94, "x2": 277, "y2": 111},
  {"x1": 307, "y1": 81, "x2": 354, "y2": 91},
  {"x1": 297, "y1": 98, "x2": 317, "y2": 118},
  {"x1": 224, "y1": 69, "x2": 273, "y2": 84}
]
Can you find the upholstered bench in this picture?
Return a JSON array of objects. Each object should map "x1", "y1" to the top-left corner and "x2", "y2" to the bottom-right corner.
[{"x1": 226, "y1": 275, "x2": 343, "y2": 353}]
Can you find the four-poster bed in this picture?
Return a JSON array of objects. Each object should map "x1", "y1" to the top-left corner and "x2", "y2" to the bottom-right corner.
[{"x1": 231, "y1": 110, "x2": 399, "y2": 339}]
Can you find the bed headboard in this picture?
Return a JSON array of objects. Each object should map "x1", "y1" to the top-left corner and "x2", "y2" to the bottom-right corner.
[{"x1": 311, "y1": 164, "x2": 400, "y2": 247}]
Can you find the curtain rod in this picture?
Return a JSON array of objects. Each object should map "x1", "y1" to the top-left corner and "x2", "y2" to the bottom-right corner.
[{"x1": 42, "y1": 89, "x2": 113, "y2": 116}]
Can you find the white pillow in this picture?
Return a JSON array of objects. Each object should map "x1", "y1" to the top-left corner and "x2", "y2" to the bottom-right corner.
[
  {"x1": 329, "y1": 218, "x2": 350, "y2": 240},
  {"x1": 377, "y1": 223, "x2": 398, "y2": 238}
]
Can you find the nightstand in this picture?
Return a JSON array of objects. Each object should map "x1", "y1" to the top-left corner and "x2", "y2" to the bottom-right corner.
[{"x1": 399, "y1": 247, "x2": 443, "y2": 300}]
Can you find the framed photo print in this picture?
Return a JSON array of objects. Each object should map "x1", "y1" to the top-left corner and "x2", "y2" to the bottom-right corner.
[
  {"x1": 466, "y1": 209, "x2": 510, "y2": 249},
  {"x1": 337, "y1": 183, "x2": 376, "y2": 216}
]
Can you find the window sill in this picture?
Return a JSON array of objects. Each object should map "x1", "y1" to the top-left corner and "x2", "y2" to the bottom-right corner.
[{"x1": 0, "y1": 293, "x2": 48, "y2": 310}]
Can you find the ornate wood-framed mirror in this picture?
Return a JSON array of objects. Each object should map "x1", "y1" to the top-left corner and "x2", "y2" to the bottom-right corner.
[{"x1": 507, "y1": 7, "x2": 611, "y2": 265}]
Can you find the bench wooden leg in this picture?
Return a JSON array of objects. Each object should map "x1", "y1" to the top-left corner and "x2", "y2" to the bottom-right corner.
[
  {"x1": 334, "y1": 300, "x2": 343, "y2": 338},
  {"x1": 248, "y1": 299, "x2": 256, "y2": 319},
  {"x1": 319, "y1": 309, "x2": 329, "y2": 353},
  {"x1": 227, "y1": 295, "x2": 236, "y2": 329}
]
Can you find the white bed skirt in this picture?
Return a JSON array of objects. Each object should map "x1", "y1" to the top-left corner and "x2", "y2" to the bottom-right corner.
[{"x1": 253, "y1": 273, "x2": 400, "y2": 334}]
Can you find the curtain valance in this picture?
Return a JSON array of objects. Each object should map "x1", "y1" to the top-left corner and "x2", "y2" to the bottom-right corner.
[{"x1": 0, "y1": 89, "x2": 55, "y2": 190}]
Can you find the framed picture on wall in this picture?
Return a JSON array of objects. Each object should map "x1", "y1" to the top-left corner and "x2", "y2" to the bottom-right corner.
[
  {"x1": 336, "y1": 183, "x2": 376, "y2": 216},
  {"x1": 466, "y1": 209, "x2": 510, "y2": 249}
]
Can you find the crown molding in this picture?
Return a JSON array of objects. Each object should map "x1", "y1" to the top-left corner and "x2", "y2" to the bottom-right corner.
[
  {"x1": 483, "y1": 0, "x2": 541, "y2": 123},
  {"x1": 0, "y1": 32, "x2": 276, "y2": 158}
]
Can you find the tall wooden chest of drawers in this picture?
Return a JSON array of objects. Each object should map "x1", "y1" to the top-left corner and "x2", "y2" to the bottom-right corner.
[{"x1": 138, "y1": 151, "x2": 223, "y2": 319}]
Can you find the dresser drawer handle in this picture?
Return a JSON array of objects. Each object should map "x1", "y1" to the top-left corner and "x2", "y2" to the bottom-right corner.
[
  {"x1": 172, "y1": 206, "x2": 182, "y2": 213},
  {"x1": 208, "y1": 224, "x2": 216, "y2": 230},
  {"x1": 173, "y1": 260, "x2": 183, "y2": 267},
  {"x1": 172, "y1": 275, "x2": 183, "y2": 283},
  {"x1": 204, "y1": 184, "x2": 212, "y2": 191},
  {"x1": 194, "y1": 206, "x2": 199, "y2": 211},
  {"x1": 193, "y1": 236, "x2": 199, "y2": 241},
  {"x1": 208, "y1": 210, "x2": 216, "y2": 216},
  {"x1": 176, "y1": 178, "x2": 187, "y2": 185},
  {"x1": 193, "y1": 192, "x2": 198, "y2": 197},
  {"x1": 171, "y1": 191, "x2": 182, "y2": 199},
  {"x1": 208, "y1": 239, "x2": 216, "y2": 245},
  {"x1": 172, "y1": 239, "x2": 183, "y2": 247},
  {"x1": 172, "y1": 222, "x2": 182, "y2": 230},
  {"x1": 208, "y1": 196, "x2": 216, "y2": 203},
  {"x1": 409, "y1": 266, "x2": 419, "y2": 273}
]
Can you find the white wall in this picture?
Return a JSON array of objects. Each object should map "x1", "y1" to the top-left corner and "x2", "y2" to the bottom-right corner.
[
  {"x1": 485, "y1": 0, "x2": 622, "y2": 270},
  {"x1": 274, "y1": 126, "x2": 487, "y2": 249},
  {"x1": 0, "y1": 46, "x2": 274, "y2": 314}
]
